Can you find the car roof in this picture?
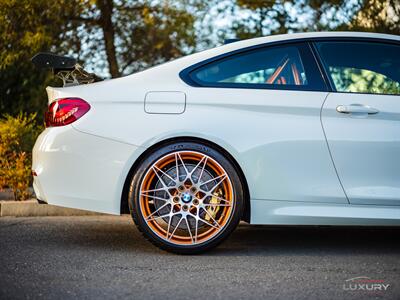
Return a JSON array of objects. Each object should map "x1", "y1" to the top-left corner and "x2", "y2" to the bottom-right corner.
[
  {"x1": 154, "y1": 31, "x2": 400, "y2": 72},
  {"x1": 125, "y1": 31, "x2": 399, "y2": 82},
  {"x1": 224, "y1": 31, "x2": 399, "y2": 48},
  {"x1": 213, "y1": 31, "x2": 399, "y2": 54}
]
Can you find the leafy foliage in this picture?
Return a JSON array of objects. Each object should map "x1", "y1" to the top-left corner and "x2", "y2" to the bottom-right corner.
[
  {"x1": 351, "y1": 0, "x2": 400, "y2": 34},
  {"x1": 214, "y1": 0, "x2": 399, "y2": 40},
  {"x1": 73, "y1": 0, "x2": 200, "y2": 77},
  {"x1": 1, "y1": 0, "x2": 398, "y2": 118},
  {"x1": 0, "y1": 0, "x2": 80, "y2": 117},
  {"x1": 0, "y1": 114, "x2": 41, "y2": 200},
  {"x1": 0, "y1": 0, "x2": 203, "y2": 116}
]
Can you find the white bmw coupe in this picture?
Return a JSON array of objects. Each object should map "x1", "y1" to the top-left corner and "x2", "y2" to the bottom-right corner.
[{"x1": 32, "y1": 32, "x2": 400, "y2": 253}]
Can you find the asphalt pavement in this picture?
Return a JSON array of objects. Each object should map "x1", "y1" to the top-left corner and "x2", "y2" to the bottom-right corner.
[{"x1": 0, "y1": 215, "x2": 399, "y2": 300}]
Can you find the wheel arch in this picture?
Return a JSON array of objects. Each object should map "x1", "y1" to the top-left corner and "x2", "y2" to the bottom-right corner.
[{"x1": 120, "y1": 136, "x2": 251, "y2": 222}]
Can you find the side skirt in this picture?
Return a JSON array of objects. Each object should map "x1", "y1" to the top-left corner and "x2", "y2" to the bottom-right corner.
[{"x1": 251, "y1": 199, "x2": 400, "y2": 226}]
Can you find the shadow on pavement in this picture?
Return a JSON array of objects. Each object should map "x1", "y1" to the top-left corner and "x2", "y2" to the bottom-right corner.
[
  {"x1": 212, "y1": 224, "x2": 400, "y2": 256},
  {"x1": 45, "y1": 217, "x2": 400, "y2": 256}
]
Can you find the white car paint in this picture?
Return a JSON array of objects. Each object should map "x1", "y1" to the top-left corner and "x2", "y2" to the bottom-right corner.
[
  {"x1": 144, "y1": 91, "x2": 186, "y2": 114},
  {"x1": 33, "y1": 32, "x2": 400, "y2": 224},
  {"x1": 33, "y1": 125, "x2": 142, "y2": 214},
  {"x1": 322, "y1": 92, "x2": 400, "y2": 206}
]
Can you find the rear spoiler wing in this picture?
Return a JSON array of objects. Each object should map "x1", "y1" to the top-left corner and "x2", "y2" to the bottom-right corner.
[{"x1": 31, "y1": 52, "x2": 102, "y2": 87}]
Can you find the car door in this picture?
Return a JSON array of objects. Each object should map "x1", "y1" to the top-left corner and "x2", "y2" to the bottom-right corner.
[
  {"x1": 184, "y1": 41, "x2": 348, "y2": 204},
  {"x1": 316, "y1": 40, "x2": 400, "y2": 205}
]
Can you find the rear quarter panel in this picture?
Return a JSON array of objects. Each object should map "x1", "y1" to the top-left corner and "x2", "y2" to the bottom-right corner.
[{"x1": 62, "y1": 72, "x2": 346, "y2": 205}]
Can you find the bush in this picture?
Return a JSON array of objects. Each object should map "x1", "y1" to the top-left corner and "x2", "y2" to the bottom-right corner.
[{"x1": 0, "y1": 113, "x2": 42, "y2": 200}]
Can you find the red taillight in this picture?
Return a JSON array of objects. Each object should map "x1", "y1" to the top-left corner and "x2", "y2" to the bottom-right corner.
[{"x1": 45, "y1": 98, "x2": 90, "y2": 127}]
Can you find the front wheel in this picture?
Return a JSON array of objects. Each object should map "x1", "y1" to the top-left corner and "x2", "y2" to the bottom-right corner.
[{"x1": 128, "y1": 141, "x2": 244, "y2": 254}]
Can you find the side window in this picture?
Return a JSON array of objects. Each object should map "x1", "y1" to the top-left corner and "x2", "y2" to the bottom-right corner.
[
  {"x1": 188, "y1": 43, "x2": 325, "y2": 91},
  {"x1": 315, "y1": 41, "x2": 400, "y2": 95}
]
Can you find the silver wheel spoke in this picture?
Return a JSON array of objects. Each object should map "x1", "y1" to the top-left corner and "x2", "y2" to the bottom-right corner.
[
  {"x1": 153, "y1": 165, "x2": 176, "y2": 185},
  {"x1": 194, "y1": 217, "x2": 199, "y2": 243},
  {"x1": 145, "y1": 202, "x2": 170, "y2": 221},
  {"x1": 141, "y1": 187, "x2": 170, "y2": 194},
  {"x1": 200, "y1": 174, "x2": 227, "y2": 192},
  {"x1": 204, "y1": 195, "x2": 231, "y2": 205},
  {"x1": 190, "y1": 155, "x2": 207, "y2": 181},
  {"x1": 185, "y1": 217, "x2": 194, "y2": 244},
  {"x1": 203, "y1": 203, "x2": 231, "y2": 207},
  {"x1": 168, "y1": 216, "x2": 183, "y2": 240},
  {"x1": 202, "y1": 208, "x2": 221, "y2": 228},
  {"x1": 140, "y1": 193, "x2": 169, "y2": 202},
  {"x1": 174, "y1": 153, "x2": 180, "y2": 181},
  {"x1": 152, "y1": 167, "x2": 172, "y2": 196},
  {"x1": 150, "y1": 213, "x2": 171, "y2": 221},
  {"x1": 166, "y1": 214, "x2": 173, "y2": 239},
  {"x1": 200, "y1": 173, "x2": 227, "y2": 186},
  {"x1": 197, "y1": 157, "x2": 208, "y2": 184},
  {"x1": 176, "y1": 152, "x2": 190, "y2": 178},
  {"x1": 198, "y1": 216, "x2": 220, "y2": 230}
]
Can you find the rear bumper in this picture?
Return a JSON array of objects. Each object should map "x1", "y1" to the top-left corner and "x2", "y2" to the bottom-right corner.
[{"x1": 32, "y1": 125, "x2": 142, "y2": 214}]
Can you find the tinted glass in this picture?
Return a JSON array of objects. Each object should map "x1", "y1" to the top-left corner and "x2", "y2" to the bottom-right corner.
[
  {"x1": 191, "y1": 45, "x2": 310, "y2": 89},
  {"x1": 316, "y1": 41, "x2": 400, "y2": 95}
]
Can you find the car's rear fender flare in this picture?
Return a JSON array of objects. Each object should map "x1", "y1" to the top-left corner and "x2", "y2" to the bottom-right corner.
[{"x1": 120, "y1": 135, "x2": 250, "y2": 222}]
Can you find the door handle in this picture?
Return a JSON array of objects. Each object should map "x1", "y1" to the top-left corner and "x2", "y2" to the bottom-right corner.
[{"x1": 336, "y1": 104, "x2": 379, "y2": 115}]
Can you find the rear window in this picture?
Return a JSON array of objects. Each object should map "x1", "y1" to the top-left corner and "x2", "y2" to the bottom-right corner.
[
  {"x1": 193, "y1": 46, "x2": 307, "y2": 86},
  {"x1": 186, "y1": 43, "x2": 326, "y2": 91}
]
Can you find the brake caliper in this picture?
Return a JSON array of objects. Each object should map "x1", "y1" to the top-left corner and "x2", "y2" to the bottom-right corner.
[{"x1": 205, "y1": 189, "x2": 222, "y2": 221}]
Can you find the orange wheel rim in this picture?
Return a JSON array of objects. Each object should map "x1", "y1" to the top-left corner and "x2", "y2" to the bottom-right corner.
[{"x1": 139, "y1": 151, "x2": 234, "y2": 245}]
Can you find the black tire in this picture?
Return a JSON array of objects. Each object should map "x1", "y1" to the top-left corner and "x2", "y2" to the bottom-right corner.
[{"x1": 128, "y1": 141, "x2": 244, "y2": 254}]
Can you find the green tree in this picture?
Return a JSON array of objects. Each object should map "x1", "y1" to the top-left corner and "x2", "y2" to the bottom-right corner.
[
  {"x1": 0, "y1": 0, "x2": 76, "y2": 117},
  {"x1": 0, "y1": 113, "x2": 41, "y2": 200},
  {"x1": 0, "y1": 0, "x2": 203, "y2": 117},
  {"x1": 71, "y1": 0, "x2": 200, "y2": 77},
  {"x1": 1, "y1": 0, "x2": 398, "y2": 119},
  {"x1": 350, "y1": 0, "x2": 400, "y2": 34},
  {"x1": 214, "y1": 0, "x2": 399, "y2": 40}
]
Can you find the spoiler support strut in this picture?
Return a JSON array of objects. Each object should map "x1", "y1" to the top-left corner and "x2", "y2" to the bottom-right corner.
[{"x1": 31, "y1": 52, "x2": 102, "y2": 87}]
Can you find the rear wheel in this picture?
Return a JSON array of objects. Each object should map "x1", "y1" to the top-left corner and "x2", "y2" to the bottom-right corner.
[{"x1": 128, "y1": 141, "x2": 244, "y2": 254}]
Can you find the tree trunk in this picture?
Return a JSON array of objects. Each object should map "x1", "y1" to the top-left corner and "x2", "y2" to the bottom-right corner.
[{"x1": 97, "y1": 0, "x2": 120, "y2": 78}]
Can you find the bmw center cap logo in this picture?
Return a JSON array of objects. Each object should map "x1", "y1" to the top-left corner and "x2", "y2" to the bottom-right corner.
[{"x1": 182, "y1": 193, "x2": 193, "y2": 203}]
